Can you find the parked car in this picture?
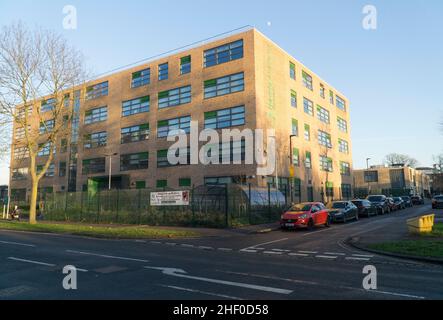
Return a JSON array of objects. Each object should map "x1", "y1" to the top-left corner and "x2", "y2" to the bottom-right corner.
[
  {"x1": 411, "y1": 196, "x2": 425, "y2": 205},
  {"x1": 367, "y1": 195, "x2": 390, "y2": 214},
  {"x1": 351, "y1": 199, "x2": 377, "y2": 217},
  {"x1": 280, "y1": 202, "x2": 330, "y2": 230},
  {"x1": 401, "y1": 196, "x2": 413, "y2": 207},
  {"x1": 432, "y1": 195, "x2": 443, "y2": 209},
  {"x1": 393, "y1": 197, "x2": 406, "y2": 210},
  {"x1": 386, "y1": 197, "x2": 398, "y2": 212},
  {"x1": 327, "y1": 201, "x2": 359, "y2": 223}
]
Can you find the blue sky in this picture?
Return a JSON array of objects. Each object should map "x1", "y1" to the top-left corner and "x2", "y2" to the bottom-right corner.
[{"x1": 0, "y1": 0, "x2": 442, "y2": 184}]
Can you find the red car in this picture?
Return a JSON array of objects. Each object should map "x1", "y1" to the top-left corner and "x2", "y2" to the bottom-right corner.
[{"x1": 280, "y1": 202, "x2": 331, "y2": 230}]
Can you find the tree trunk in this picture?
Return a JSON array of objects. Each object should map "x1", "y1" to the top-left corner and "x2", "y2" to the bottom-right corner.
[{"x1": 29, "y1": 180, "x2": 38, "y2": 224}]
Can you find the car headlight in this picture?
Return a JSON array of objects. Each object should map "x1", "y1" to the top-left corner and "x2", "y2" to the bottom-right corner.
[{"x1": 299, "y1": 214, "x2": 308, "y2": 219}]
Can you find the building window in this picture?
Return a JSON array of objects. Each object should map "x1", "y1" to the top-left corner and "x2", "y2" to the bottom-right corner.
[
  {"x1": 305, "y1": 152, "x2": 312, "y2": 169},
  {"x1": 39, "y1": 119, "x2": 54, "y2": 134},
  {"x1": 16, "y1": 106, "x2": 33, "y2": 119},
  {"x1": 290, "y1": 62, "x2": 296, "y2": 80},
  {"x1": 59, "y1": 162, "x2": 67, "y2": 177},
  {"x1": 338, "y1": 139, "x2": 349, "y2": 154},
  {"x1": 292, "y1": 119, "x2": 298, "y2": 136},
  {"x1": 290, "y1": 90, "x2": 297, "y2": 108},
  {"x1": 131, "y1": 68, "x2": 150, "y2": 88},
  {"x1": 84, "y1": 106, "x2": 107, "y2": 124},
  {"x1": 179, "y1": 178, "x2": 191, "y2": 187},
  {"x1": 82, "y1": 158, "x2": 105, "y2": 175},
  {"x1": 158, "y1": 116, "x2": 191, "y2": 138},
  {"x1": 157, "y1": 148, "x2": 191, "y2": 168},
  {"x1": 340, "y1": 161, "x2": 351, "y2": 176},
  {"x1": 326, "y1": 182, "x2": 334, "y2": 197},
  {"x1": 122, "y1": 96, "x2": 150, "y2": 116},
  {"x1": 12, "y1": 168, "x2": 29, "y2": 180},
  {"x1": 37, "y1": 143, "x2": 53, "y2": 157},
  {"x1": 60, "y1": 139, "x2": 68, "y2": 153},
  {"x1": 64, "y1": 93, "x2": 70, "y2": 107},
  {"x1": 203, "y1": 140, "x2": 246, "y2": 164},
  {"x1": 364, "y1": 171, "x2": 379, "y2": 183},
  {"x1": 15, "y1": 126, "x2": 30, "y2": 140},
  {"x1": 180, "y1": 56, "x2": 191, "y2": 75},
  {"x1": 204, "y1": 72, "x2": 244, "y2": 99},
  {"x1": 337, "y1": 117, "x2": 348, "y2": 133},
  {"x1": 156, "y1": 180, "x2": 168, "y2": 188},
  {"x1": 317, "y1": 105, "x2": 330, "y2": 124},
  {"x1": 342, "y1": 184, "x2": 352, "y2": 199},
  {"x1": 302, "y1": 71, "x2": 313, "y2": 91},
  {"x1": 120, "y1": 152, "x2": 149, "y2": 171},
  {"x1": 121, "y1": 124, "x2": 149, "y2": 144},
  {"x1": 336, "y1": 95, "x2": 346, "y2": 111},
  {"x1": 320, "y1": 156, "x2": 333, "y2": 172},
  {"x1": 318, "y1": 130, "x2": 332, "y2": 148},
  {"x1": 329, "y1": 90, "x2": 334, "y2": 105},
  {"x1": 136, "y1": 181, "x2": 146, "y2": 189},
  {"x1": 204, "y1": 40, "x2": 243, "y2": 67},
  {"x1": 204, "y1": 106, "x2": 245, "y2": 129},
  {"x1": 86, "y1": 81, "x2": 108, "y2": 100},
  {"x1": 14, "y1": 147, "x2": 29, "y2": 159},
  {"x1": 84, "y1": 131, "x2": 107, "y2": 149},
  {"x1": 320, "y1": 84, "x2": 325, "y2": 98},
  {"x1": 304, "y1": 124, "x2": 310, "y2": 141},
  {"x1": 37, "y1": 164, "x2": 55, "y2": 177},
  {"x1": 41, "y1": 98, "x2": 56, "y2": 113},
  {"x1": 158, "y1": 86, "x2": 191, "y2": 109},
  {"x1": 303, "y1": 97, "x2": 314, "y2": 116},
  {"x1": 292, "y1": 148, "x2": 300, "y2": 166},
  {"x1": 158, "y1": 63, "x2": 168, "y2": 81}
]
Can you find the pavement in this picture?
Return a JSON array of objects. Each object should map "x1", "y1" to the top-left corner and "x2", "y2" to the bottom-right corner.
[{"x1": 0, "y1": 203, "x2": 442, "y2": 300}]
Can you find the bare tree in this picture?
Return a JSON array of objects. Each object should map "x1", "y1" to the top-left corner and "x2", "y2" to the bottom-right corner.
[
  {"x1": 433, "y1": 154, "x2": 443, "y2": 173},
  {"x1": 0, "y1": 22, "x2": 87, "y2": 224},
  {"x1": 383, "y1": 153, "x2": 419, "y2": 168}
]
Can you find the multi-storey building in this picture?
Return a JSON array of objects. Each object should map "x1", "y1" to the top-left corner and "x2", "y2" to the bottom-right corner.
[
  {"x1": 9, "y1": 28, "x2": 353, "y2": 203},
  {"x1": 354, "y1": 165, "x2": 431, "y2": 197}
]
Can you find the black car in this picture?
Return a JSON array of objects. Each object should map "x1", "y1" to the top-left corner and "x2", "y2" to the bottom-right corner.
[
  {"x1": 393, "y1": 197, "x2": 405, "y2": 210},
  {"x1": 351, "y1": 199, "x2": 377, "y2": 217},
  {"x1": 432, "y1": 195, "x2": 443, "y2": 209},
  {"x1": 367, "y1": 195, "x2": 390, "y2": 214},
  {"x1": 411, "y1": 196, "x2": 425, "y2": 205},
  {"x1": 327, "y1": 201, "x2": 359, "y2": 223},
  {"x1": 401, "y1": 196, "x2": 412, "y2": 207}
]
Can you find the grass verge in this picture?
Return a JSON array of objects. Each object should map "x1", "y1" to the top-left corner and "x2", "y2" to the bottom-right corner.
[
  {"x1": 0, "y1": 221, "x2": 199, "y2": 239},
  {"x1": 367, "y1": 223, "x2": 443, "y2": 259}
]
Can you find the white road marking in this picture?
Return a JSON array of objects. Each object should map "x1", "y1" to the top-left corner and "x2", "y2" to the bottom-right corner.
[
  {"x1": 161, "y1": 285, "x2": 244, "y2": 300},
  {"x1": 165, "y1": 243, "x2": 177, "y2": 246},
  {"x1": 240, "y1": 249, "x2": 257, "y2": 253},
  {"x1": 145, "y1": 266, "x2": 293, "y2": 295},
  {"x1": 150, "y1": 241, "x2": 162, "y2": 244},
  {"x1": 352, "y1": 254, "x2": 374, "y2": 258},
  {"x1": 76, "y1": 268, "x2": 88, "y2": 273},
  {"x1": 298, "y1": 251, "x2": 318, "y2": 254},
  {"x1": 345, "y1": 257, "x2": 371, "y2": 261},
  {"x1": 135, "y1": 240, "x2": 146, "y2": 243},
  {"x1": 271, "y1": 249, "x2": 291, "y2": 252},
  {"x1": 288, "y1": 253, "x2": 309, "y2": 257},
  {"x1": 316, "y1": 255, "x2": 338, "y2": 259},
  {"x1": 220, "y1": 271, "x2": 319, "y2": 286},
  {"x1": 198, "y1": 246, "x2": 214, "y2": 250},
  {"x1": 302, "y1": 228, "x2": 332, "y2": 236},
  {"x1": 240, "y1": 238, "x2": 288, "y2": 251},
  {"x1": 369, "y1": 290, "x2": 425, "y2": 300},
  {"x1": 324, "y1": 252, "x2": 346, "y2": 256},
  {"x1": 263, "y1": 251, "x2": 283, "y2": 255},
  {"x1": 66, "y1": 250, "x2": 149, "y2": 263},
  {"x1": 180, "y1": 244, "x2": 195, "y2": 248},
  {"x1": 7, "y1": 257, "x2": 55, "y2": 267},
  {"x1": 0, "y1": 240, "x2": 35, "y2": 247},
  {"x1": 217, "y1": 248, "x2": 233, "y2": 252}
]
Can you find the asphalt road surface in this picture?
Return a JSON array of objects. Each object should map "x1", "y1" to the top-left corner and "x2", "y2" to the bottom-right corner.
[{"x1": 0, "y1": 204, "x2": 442, "y2": 300}]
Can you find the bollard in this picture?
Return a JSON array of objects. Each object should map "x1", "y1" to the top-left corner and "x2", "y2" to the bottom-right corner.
[{"x1": 406, "y1": 214, "x2": 435, "y2": 234}]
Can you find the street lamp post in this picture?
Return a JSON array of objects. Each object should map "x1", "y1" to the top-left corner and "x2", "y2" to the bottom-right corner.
[
  {"x1": 289, "y1": 135, "x2": 297, "y2": 204},
  {"x1": 104, "y1": 153, "x2": 118, "y2": 191},
  {"x1": 366, "y1": 158, "x2": 371, "y2": 196}
]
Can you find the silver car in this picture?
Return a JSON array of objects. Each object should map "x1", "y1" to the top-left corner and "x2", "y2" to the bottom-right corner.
[{"x1": 432, "y1": 195, "x2": 443, "y2": 209}]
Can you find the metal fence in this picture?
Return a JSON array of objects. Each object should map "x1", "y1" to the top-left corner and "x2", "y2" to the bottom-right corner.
[{"x1": 10, "y1": 184, "x2": 289, "y2": 228}]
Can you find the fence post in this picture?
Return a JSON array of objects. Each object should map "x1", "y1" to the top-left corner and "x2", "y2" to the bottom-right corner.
[
  {"x1": 268, "y1": 183, "x2": 271, "y2": 222},
  {"x1": 224, "y1": 184, "x2": 229, "y2": 228},
  {"x1": 138, "y1": 189, "x2": 142, "y2": 225},
  {"x1": 96, "y1": 190, "x2": 100, "y2": 224},
  {"x1": 64, "y1": 192, "x2": 69, "y2": 220},
  {"x1": 191, "y1": 184, "x2": 195, "y2": 227},
  {"x1": 248, "y1": 183, "x2": 252, "y2": 225},
  {"x1": 284, "y1": 184, "x2": 288, "y2": 208},
  {"x1": 80, "y1": 191, "x2": 83, "y2": 221},
  {"x1": 115, "y1": 189, "x2": 120, "y2": 224}
]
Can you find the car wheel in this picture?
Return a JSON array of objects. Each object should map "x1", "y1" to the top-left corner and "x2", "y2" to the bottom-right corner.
[
  {"x1": 307, "y1": 219, "x2": 314, "y2": 231},
  {"x1": 325, "y1": 216, "x2": 331, "y2": 228},
  {"x1": 355, "y1": 213, "x2": 359, "y2": 221}
]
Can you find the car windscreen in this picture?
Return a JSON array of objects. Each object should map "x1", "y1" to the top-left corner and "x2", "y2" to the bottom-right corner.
[
  {"x1": 367, "y1": 196, "x2": 384, "y2": 202},
  {"x1": 329, "y1": 202, "x2": 347, "y2": 209},
  {"x1": 351, "y1": 201, "x2": 362, "y2": 205},
  {"x1": 401, "y1": 197, "x2": 410, "y2": 200},
  {"x1": 290, "y1": 204, "x2": 312, "y2": 211},
  {"x1": 435, "y1": 196, "x2": 443, "y2": 200},
  {"x1": 393, "y1": 198, "x2": 401, "y2": 202}
]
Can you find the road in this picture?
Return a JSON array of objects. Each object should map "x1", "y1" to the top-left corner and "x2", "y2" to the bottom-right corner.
[{"x1": 0, "y1": 204, "x2": 442, "y2": 300}]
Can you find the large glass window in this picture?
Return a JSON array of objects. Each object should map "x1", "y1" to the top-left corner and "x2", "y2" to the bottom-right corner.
[
  {"x1": 303, "y1": 97, "x2": 314, "y2": 116},
  {"x1": 302, "y1": 71, "x2": 313, "y2": 91},
  {"x1": 292, "y1": 119, "x2": 298, "y2": 136},
  {"x1": 39, "y1": 119, "x2": 55, "y2": 134},
  {"x1": 336, "y1": 95, "x2": 346, "y2": 111},
  {"x1": 12, "y1": 168, "x2": 29, "y2": 180},
  {"x1": 82, "y1": 158, "x2": 105, "y2": 175},
  {"x1": 337, "y1": 117, "x2": 348, "y2": 133},
  {"x1": 364, "y1": 171, "x2": 379, "y2": 182},
  {"x1": 37, "y1": 143, "x2": 54, "y2": 157},
  {"x1": 158, "y1": 63, "x2": 168, "y2": 81},
  {"x1": 318, "y1": 130, "x2": 332, "y2": 148},
  {"x1": 292, "y1": 148, "x2": 300, "y2": 166},
  {"x1": 59, "y1": 162, "x2": 67, "y2": 177},
  {"x1": 131, "y1": 68, "x2": 150, "y2": 88},
  {"x1": 37, "y1": 164, "x2": 55, "y2": 177},
  {"x1": 158, "y1": 86, "x2": 191, "y2": 109},
  {"x1": 157, "y1": 148, "x2": 191, "y2": 168},
  {"x1": 84, "y1": 131, "x2": 107, "y2": 149},
  {"x1": 304, "y1": 124, "x2": 310, "y2": 141},
  {"x1": 291, "y1": 90, "x2": 297, "y2": 108},
  {"x1": 84, "y1": 106, "x2": 107, "y2": 124},
  {"x1": 290, "y1": 62, "x2": 296, "y2": 80},
  {"x1": 121, "y1": 124, "x2": 149, "y2": 144},
  {"x1": 122, "y1": 96, "x2": 150, "y2": 116},
  {"x1": 204, "y1": 140, "x2": 246, "y2": 164},
  {"x1": 204, "y1": 40, "x2": 243, "y2": 67},
  {"x1": 204, "y1": 106, "x2": 245, "y2": 129},
  {"x1": 317, "y1": 105, "x2": 330, "y2": 124},
  {"x1": 41, "y1": 98, "x2": 56, "y2": 112},
  {"x1": 342, "y1": 184, "x2": 352, "y2": 199},
  {"x1": 14, "y1": 147, "x2": 29, "y2": 159},
  {"x1": 305, "y1": 151, "x2": 312, "y2": 169},
  {"x1": 338, "y1": 139, "x2": 349, "y2": 154},
  {"x1": 320, "y1": 155, "x2": 333, "y2": 172},
  {"x1": 180, "y1": 56, "x2": 191, "y2": 75},
  {"x1": 120, "y1": 152, "x2": 149, "y2": 171},
  {"x1": 320, "y1": 84, "x2": 325, "y2": 98},
  {"x1": 204, "y1": 73, "x2": 244, "y2": 99},
  {"x1": 86, "y1": 81, "x2": 108, "y2": 100},
  {"x1": 157, "y1": 116, "x2": 191, "y2": 138},
  {"x1": 340, "y1": 161, "x2": 351, "y2": 175}
]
